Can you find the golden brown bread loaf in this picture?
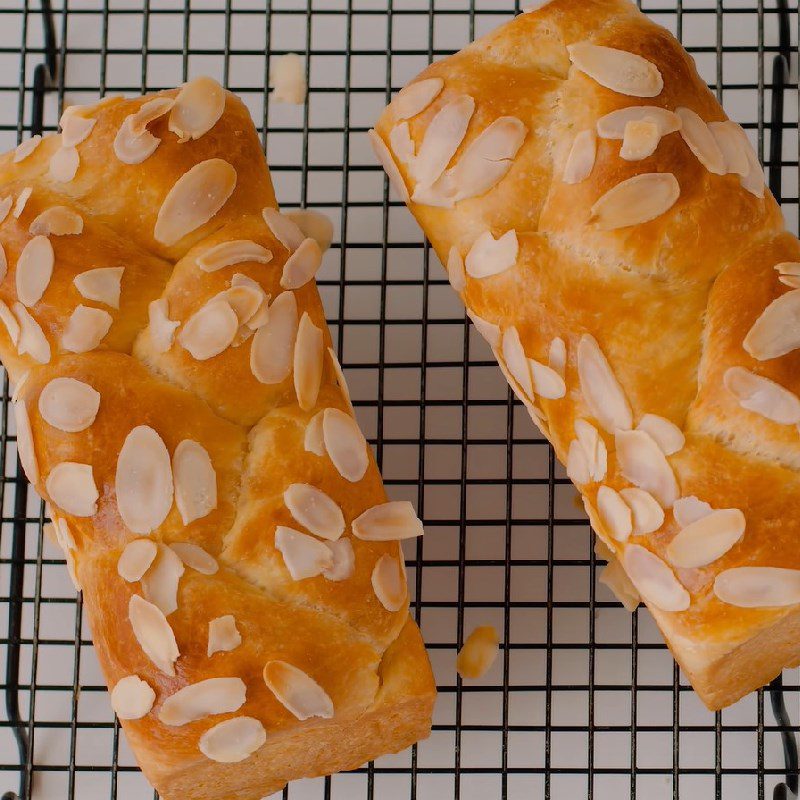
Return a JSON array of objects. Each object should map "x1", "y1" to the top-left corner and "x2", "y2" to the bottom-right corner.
[
  {"x1": 0, "y1": 82, "x2": 434, "y2": 798},
  {"x1": 372, "y1": 0, "x2": 800, "y2": 710}
]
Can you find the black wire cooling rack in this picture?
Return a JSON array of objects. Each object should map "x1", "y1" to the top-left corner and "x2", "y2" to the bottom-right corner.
[{"x1": 1, "y1": 2, "x2": 800, "y2": 799}]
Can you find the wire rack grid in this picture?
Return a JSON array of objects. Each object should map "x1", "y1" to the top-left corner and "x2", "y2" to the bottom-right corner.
[{"x1": 0, "y1": 1, "x2": 799, "y2": 799}]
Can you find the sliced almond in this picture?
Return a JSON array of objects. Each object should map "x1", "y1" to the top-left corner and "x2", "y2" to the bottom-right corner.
[
  {"x1": 708, "y1": 120, "x2": 750, "y2": 176},
  {"x1": 619, "y1": 487, "x2": 664, "y2": 535},
  {"x1": 250, "y1": 291, "x2": 298, "y2": 384},
  {"x1": 281, "y1": 237, "x2": 322, "y2": 291},
  {"x1": 172, "y1": 440, "x2": 217, "y2": 525},
  {"x1": 529, "y1": 358, "x2": 566, "y2": 399},
  {"x1": 199, "y1": 717, "x2": 266, "y2": 763},
  {"x1": 371, "y1": 554, "x2": 406, "y2": 612},
  {"x1": 13, "y1": 187, "x2": 32, "y2": 219},
  {"x1": 13, "y1": 399, "x2": 38, "y2": 484},
  {"x1": 293, "y1": 312, "x2": 324, "y2": 411},
  {"x1": 740, "y1": 135, "x2": 766, "y2": 198},
  {"x1": 775, "y1": 262, "x2": 800, "y2": 290},
  {"x1": 352, "y1": 500, "x2": 423, "y2": 541},
  {"x1": 723, "y1": 365, "x2": 800, "y2": 424},
  {"x1": 129, "y1": 96, "x2": 175, "y2": 134},
  {"x1": 117, "y1": 539, "x2": 158, "y2": 582},
  {"x1": 577, "y1": 334, "x2": 632, "y2": 433},
  {"x1": 128, "y1": 594, "x2": 179, "y2": 676},
  {"x1": 390, "y1": 122, "x2": 415, "y2": 165},
  {"x1": 563, "y1": 129, "x2": 596, "y2": 184},
  {"x1": 179, "y1": 299, "x2": 238, "y2": 360},
  {"x1": 154, "y1": 159, "x2": 237, "y2": 247},
  {"x1": 141, "y1": 543, "x2": 185, "y2": 616},
  {"x1": 0, "y1": 245, "x2": 6, "y2": 282},
  {"x1": 232, "y1": 274, "x2": 270, "y2": 329},
  {"x1": 673, "y1": 496, "x2": 713, "y2": 528},
  {"x1": 466, "y1": 309, "x2": 501, "y2": 348},
  {"x1": 574, "y1": 419, "x2": 607, "y2": 482},
  {"x1": 620, "y1": 119, "x2": 660, "y2": 161},
  {"x1": 635, "y1": 413, "x2": 685, "y2": 455},
  {"x1": 567, "y1": 42, "x2": 663, "y2": 97},
  {"x1": 148, "y1": 298, "x2": 179, "y2": 353},
  {"x1": 54, "y1": 517, "x2": 76, "y2": 551},
  {"x1": 111, "y1": 675, "x2": 155, "y2": 721},
  {"x1": 456, "y1": 626, "x2": 499, "y2": 680},
  {"x1": 159, "y1": 677, "x2": 246, "y2": 727},
  {"x1": 49, "y1": 146, "x2": 79, "y2": 182},
  {"x1": 116, "y1": 425, "x2": 174, "y2": 534},
  {"x1": 597, "y1": 106, "x2": 681, "y2": 139},
  {"x1": 623, "y1": 543, "x2": 689, "y2": 612},
  {"x1": 714, "y1": 567, "x2": 800, "y2": 608},
  {"x1": 264, "y1": 660, "x2": 333, "y2": 720},
  {"x1": 322, "y1": 407, "x2": 368, "y2": 482},
  {"x1": 208, "y1": 615, "x2": 241, "y2": 656},
  {"x1": 392, "y1": 77, "x2": 444, "y2": 120},
  {"x1": 38, "y1": 377, "x2": 100, "y2": 433},
  {"x1": 548, "y1": 337, "x2": 567, "y2": 377},
  {"x1": 0, "y1": 299, "x2": 18, "y2": 344},
  {"x1": 274, "y1": 526, "x2": 333, "y2": 580},
  {"x1": 29, "y1": 206, "x2": 83, "y2": 237},
  {"x1": 666, "y1": 508, "x2": 745, "y2": 568},
  {"x1": 323, "y1": 538, "x2": 355, "y2": 582},
  {"x1": 284, "y1": 483, "x2": 345, "y2": 541},
  {"x1": 262, "y1": 207, "x2": 306, "y2": 252},
  {"x1": 197, "y1": 240, "x2": 272, "y2": 272},
  {"x1": 13, "y1": 135, "x2": 42, "y2": 163},
  {"x1": 113, "y1": 118, "x2": 160, "y2": 164},
  {"x1": 501, "y1": 326, "x2": 534, "y2": 400},
  {"x1": 74, "y1": 267, "x2": 124, "y2": 309},
  {"x1": 285, "y1": 209, "x2": 334, "y2": 252},
  {"x1": 743, "y1": 289, "x2": 800, "y2": 360},
  {"x1": 447, "y1": 247, "x2": 466, "y2": 292},
  {"x1": 464, "y1": 229, "x2": 517, "y2": 279},
  {"x1": 676, "y1": 107, "x2": 725, "y2": 175},
  {"x1": 367, "y1": 129, "x2": 409, "y2": 203},
  {"x1": 566, "y1": 438, "x2": 591, "y2": 485},
  {"x1": 46, "y1": 462, "x2": 98, "y2": 516},
  {"x1": 16, "y1": 235, "x2": 54, "y2": 307},
  {"x1": 599, "y1": 556, "x2": 641, "y2": 612},
  {"x1": 615, "y1": 428, "x2": 679, "y2": 508},
  {"x1": 61, "y1": 305, "x2": 113, "y2": 353},
  {"x1": 270, "y1": 53, "x2": 306, "y2": 104},
  {"x1": 0, "y1": 196, "x2": 11, "y2": 223},
  {"x1": 169, "y1": 76, "x2": 225, "y2": 141},
  {"x1": 13, "y1": 303, "x2": 50, "y2": 363},
  {"x1": 590, "y1": 173, "x2": 680, "y2": 230},
  {"x1": 596, "y1": 485, "x2": 632, "y2": 541},
  {"x1": 60, "y1": 113, "x2": 96, "y2": 148},
  {"x1": 170, "y1": 542, "x2": 218, "y2": 575},
  {"x1": 328, "y1": 346, "x2": 354, "y2": 413},
  {"x1": 304, "y1": 410, "x2": 326, "y2": 456}
]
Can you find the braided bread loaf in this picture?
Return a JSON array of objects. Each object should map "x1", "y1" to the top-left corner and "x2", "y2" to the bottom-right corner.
[
  {"x1": 372, "y1": 0, "x2": 800, "y2": 711},
  {"x1": 0, "y1": 82, "x2": 434, "y2": 798}
]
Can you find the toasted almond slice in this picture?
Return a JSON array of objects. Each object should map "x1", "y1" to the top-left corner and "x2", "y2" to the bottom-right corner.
[
  {"x1": 623, "y1": 544, "x2": 689, "y2": 612},
  {"x1": 49, "y1": 146, "x2": 79, "y2": 182},
  {"x1": 723, "y1": 365, "x2": 800, "y2": 423},
  {"x1": 65, "y1": 549, "x2": 81, "y2": 591},
  {"x1": 323, "y1": 538, "x2": 355, "y2": 582},
  {"x1": 446, "y1": 247, "x2": 466, "y2": 292},
  {"x1": 127, "y1": 96, "x2": 175, "y2": 135},
  {"x1": 352, "y1": 500, "x2": 423, "y2": 541},
  {"x1": 264, "y1": 660, "x2": 334, "y2": 720},
  {"x1": 199, "y1": 716, "x2": 266, "y2": 763},
  {"x1": 599, "y1": 555, "x2": 641, "y2": 611},
  {"x1": 169, "y1": 76, "x2": 225, "y2": 141},
  {"x1": 16, "y1": 236, "x2": 53, "y2": 307},
  {"x1": 29, "y1": 206, "x2": 83, "y2": 236},
  {"x1": 213, "y1": 285, "x2": 262, "y2": 326},
  {"x1": 154, "y1": 159, "x2": 237, "y2": 246},
  {"x1": 367, "y1": 129, "x2": 410, "y2": 202},
  {"x1": 262, "y1": 207, "x2": 306, "y2": 252},
  {"x1": 743, "y1": 289, "x2": 800, "y2": 360},
  {"x1": 708, "y1": 120, "x2": 750, "y2": 176},
  {"x1": 116, "y1": 425, "x2": 174, "y2": 534},
  {"x1": 328, "y1": 346, "x2": 354, "y2": 413},
  {"x1": 13, "y1": 135, "x2": 42, "y2": 163},
  {"x1": 568, "y1": 42, "x2": 663, "y2": 97},
  {"x1": 250, "y1": 291, "x2": 298, "y2": 384},
  {"x1": 548, "y1": 337, "x2": 567, "y2": 377},
  {"x1": 0, "y1": 196, "x2": 11, "y2": 223},
  {"x1": 501, "y1": 327, "x2": 533, "y2": 401},
  {"x1": 159, "y1": 677, "x2": 246, "y2": 727},
  {"x1": 54, "y1": 517, "x2": 76, "y2": 551},
  {"x1": 13, "y1": 187, "x2": 32, "y2": 219},
  {"x1": 13, "y1": 303, "x2": 50, "y2": 363},
  {"x1": 775, "y1": 261, "x2": 800, "y2": 283},
  {"x1": 529, "y1": 358, "x2": 566, "y2": 399},
  {"x1": 172, "y1": 440, "x2": 217, "y2": 525},
  {"x1": 284, "y1": 483, "x2": 345, "y2": 541},
  {"x1": 466, "y1": 309, "x2": 501, "y2": 348},
  {"x1": 117, "y1": 539, "x2": 158, "y2": 582},
  {"x1": 293, "y1": 312, "x2": 324, "y2": 411},
  {"x1": 111, "y1": 675, "x2": 155, "y2": 720},
  {"x1": 574, "y1": 419, "x2": 607, "y2": 482},
  {"x1": 270, "y1": 53, "x2": 306, "y2": 104},
  {"x1": 577, "y1": 334, "x2": 632, "y2": 433},
  {"x1": 281, "y1": 237, "x2": 322, "y2": 290},
  {"x1": 113, "y1": 118, "x2": 160, "y2": 164},
  {"x1": 597, "y1": 106, "x2": 681, "y2": 139},
  {"x1": 74, "y1": 267, "x2": 124, "y2": 309},
  {"x1": 0, "y1": 244, "x2": 6, "y2": 282},
  {"x1": 410, "y1": 95, "x2": 475, "y2": 187},
  {"x1": 141, "y1": 543, "x2": 184, "y2": 616},
  {"x1": 465, "y1": 229, "x2": 518, "y2": 279},
  {"x1": 128, "y1": 594, "x2": 179, "y2": 676},
  {"x1": 596, "y1": 485, "x2": 633, "y2": 541},
  {"x1": 46, "y1": 462, "x2": 98, "y2": 516},
  {"x1": 372, "y1": 554, "x2": 406, "y2": 612},
  {"x1": 60, "y1": 113, "x2": 96, "y2": 148},
  {"x1": 392, "y1": 77, "x2": 444, "y2": 120},
  {"x1": 61, "y1": 305, "x2": 112, "y2": 353},
  {"x1": 620, "y1": 119, "x2": 660, "y2": 161},
  {"x1": 275, "y1": 526, "x2": 333, "y2": 580},
  {"x1": 148, "y1": 298, "x2": 179, "y2": 353},
  {"x1": 285, "y1": 209, "x2": 334, "y2": 252},
  {"x1": 456, "y1": 626, "x2": 499, "y2": 680},
  {"x1": 208, "y1": 615, "x2": 241, "y2": 656},
  {"x1": 38, "y1": 377, "x2": 100, "y2": 433},
  {"x1": 304, "y1": 410, "x2": 326, "y2": 456},
  {"x1": 666, "y1": 508, "x2": 745, "y2": 568},
  {"x1": 714, "y1": 567, "x2": 800, "y2": 608},
  {"x1": 322, "y1": 407, "x2": 368, "y2": 482},
  {"x1": 636, "y1": 413, "x2": 685, "y2": 455},
  {"x1": 231, "y1": 274, "x2": 270, "y2": 329},
  {"x1": 390, "y1": 122, "x2": 415, "y2": 165},
  {"x1": 676, "y1": 107, "x2": 725, "y2": 175},
  {"x1": 590, "y1": 173, "x2": 679, "y2": 230},
  {"x1": 615, "y1": 428, "x2": 679, "y2": 508},
  {"x1": 566, "y1": 438, "x2": 591, "y2": 485},
  {"x1": 13, "y1": 399, "x2": 38, "y2": 484},
  {"x1": 179, "y1": 299, "x2": 238, "y2": 360},
  {"x1": 619, "y1": 487, "x2": 664, "y2": 535},
  {"x1": 197, "y1": 240, "x2": 272, "y2": 272},
  {"x1": 563, "y1": 129, "x2": 596, "y2": 184},
  {"x1": 170, "y1": 542, "x2": 218, "y2": 576},
  {"x1": 673, "y1": 496, "x2": 713, "y2": 528},
  {"x1": 0, "y1": 299, "x2": 18, "y2": 344},
  {"x1": 740, "y1": 136, "x2": 766, "y2": 198}
]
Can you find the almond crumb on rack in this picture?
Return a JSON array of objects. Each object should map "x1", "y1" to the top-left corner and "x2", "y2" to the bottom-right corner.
[
  {"x1": 456, "y1": 626, "x2": 499, "y2": 679},
  {"x1": 270, "y1": 54, "x2": 307, "y2": 105}
]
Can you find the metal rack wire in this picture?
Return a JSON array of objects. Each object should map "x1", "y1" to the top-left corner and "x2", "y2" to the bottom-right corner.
[{"x1": 0, "y1": 1, "x2": 799, "y2": 798}]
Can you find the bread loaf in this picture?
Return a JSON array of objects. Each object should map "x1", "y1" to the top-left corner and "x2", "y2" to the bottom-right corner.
[
  {"x1": 0, "y1": 81, "x2": 434, "y2": 798},
  {"x1": 372, "y1": 0, "x2": 799, "y2": 710}
]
